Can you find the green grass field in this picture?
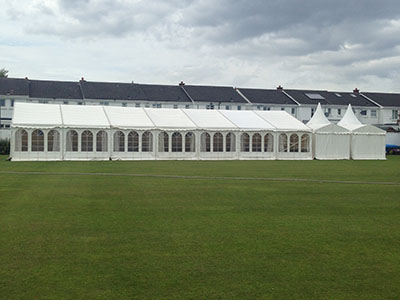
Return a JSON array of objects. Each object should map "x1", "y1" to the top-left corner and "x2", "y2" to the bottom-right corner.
[{"x1": 1, "y1": 156, "x2": 400, "y2": 299}]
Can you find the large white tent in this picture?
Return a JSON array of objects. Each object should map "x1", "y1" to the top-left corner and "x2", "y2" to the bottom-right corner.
[
  {"x1": 11, "y1": 103, "x2": 314, "y2": 161},
  {"x1": 307, "y1": 103, "x2": 351, "y2": 160},
  {"x1": 338, "y1": 104, "x2": 386, "y2": 160}
]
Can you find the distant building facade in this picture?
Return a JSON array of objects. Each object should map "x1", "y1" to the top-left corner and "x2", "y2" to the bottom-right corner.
[{"x1": 0, "y1": 77, "x2": 399, "y2": 139}]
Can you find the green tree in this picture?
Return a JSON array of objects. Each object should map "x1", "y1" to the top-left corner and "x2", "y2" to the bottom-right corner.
[{"x1": 0, "y1": 68, "x2": 9, "y2": 78}]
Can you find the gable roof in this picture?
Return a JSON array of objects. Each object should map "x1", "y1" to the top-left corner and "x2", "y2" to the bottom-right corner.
[
  {"x1": 362, "y1": 92, "x2": 400, "y2": 107},
  {"x1": 139, "y1": 84, "x2": 192, "y2": 102},
  {"x1": 29, "y1": 80, "x2": 83, "y2": 99},
  {"x1": 237, "y1": 88, "x2": 297, "y2": 105},
  {"x1": 0, "y1": 77, "x2": 29, "y2": 96},
  {"x1": 80, "y1": 81, "x2": 145, "y2": 100},
  {"x1": 183, "y1": 85, "x2": 247, "y2": 103}
]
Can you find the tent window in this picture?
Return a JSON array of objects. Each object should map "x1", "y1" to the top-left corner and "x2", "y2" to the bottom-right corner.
[
  {"x1": 15, "y1": 129, "x2": 28, "y2": 152},
  {"x1": 96, "y1": 131, "x2": 108, "y2": 152},
  {"x1": 185, "y1": 132, "x2": 195, "y2": 152},
  {"x1": 128, "y1": 131, "x2": 139, "y2": 152},
  {"x1": 213, "y1": 132, "x2": 223, "y2": 152},
  {"x1": 172, "y1": 132, "x2": 182, "y2": 152},
  {"x1": 113, "y1": 131, "x2": 125, "y2": 152},
  {"x1": 81, "y1": 130, "x2": 93, "y2": 152},
  {"x1": 48, "y1": 130, "x2": 60, "y2": 152},
  {"x1": 252, "y1": 133, "x2": 262, "y2": 152},
  {"x1": 290, "y1": 134, "x2": 299, "y2": 152},
  {"x1": 241, "y1": 133, "x2": 250, "y2": 152},
  {"x1": 279, "y1": 134, "x2": 288, "y2": 152},
  {"x1": 200, "y1": 133, "x2": 211, "y2": 152},
  {"x1": 31, "y1": 130, "x2": 44, "y2": 152},
  {"x1": 226, "y1": 133, "x2": 236, "y2": 152},
  {"x1": 301, "y1": 134, "x2": 310, "y2": 152},
  {"x1": 264, "y1": 133, "x2": 274, "y2": 152},
  {"x1": 158, "y1": 132, "x2": 169, "y2": 152},
  {"x1": 142, "y1": 131, "x2": 153, "y2": 152},
  {"x1": 66, "y1": 130, "x2": 78, "y2": 152}
]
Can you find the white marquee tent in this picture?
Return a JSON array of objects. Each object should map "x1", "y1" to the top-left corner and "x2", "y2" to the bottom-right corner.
[
  {"x1": 338, "y1": 104, "x2": 386, "y2": 160},
  {"x1": 11, "y1": 103, "x2": 314, "y2": 161},
  {"x1": 307, "y1": 103, "x2": 351, "y2": 160}
]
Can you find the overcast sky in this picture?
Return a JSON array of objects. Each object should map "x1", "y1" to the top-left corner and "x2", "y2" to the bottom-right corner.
[{"x1": 1, "y1": 0, "x2": 400, "y2": 92}]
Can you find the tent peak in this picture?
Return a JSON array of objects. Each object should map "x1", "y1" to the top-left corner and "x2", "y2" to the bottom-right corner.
[
  {"x1": 338, "y1": 104, "x2": 362, "y2": 127},
  {"x1": 307, "y1": 102, "x2": 330, "y2": 127}
]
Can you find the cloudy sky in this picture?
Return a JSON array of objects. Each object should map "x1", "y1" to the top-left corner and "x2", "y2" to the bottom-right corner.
[{"x1": 1, "y1": 0, "x2": 400, "y2": 92}]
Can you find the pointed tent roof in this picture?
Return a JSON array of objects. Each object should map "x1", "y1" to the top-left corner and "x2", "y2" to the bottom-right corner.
[
  {"x1": 307, "y1": 103, "x2": 330, "y2": 128},
  {"x1": 338, "y1": 104, "x2": 363, "y2": 130}
]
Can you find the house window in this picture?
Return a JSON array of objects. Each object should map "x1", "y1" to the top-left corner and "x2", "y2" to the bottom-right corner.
[
  {"x1": 225, "y1": 105, "x2": 230, "y2": 110},
  {"x1": 135, "y1": 103, "x2": 141, "y2": 108},
  {"x1": 185, "y1": 105, "x2": 190, "y2": 109},
  {"x1": 311, "y1": 108, "x2": 315, "y2": 117},
  {"x1": 371, "y1": 110, "x2": 377, "y2": 117},
  {"x1": 263, "y1": 106, "x2": 267, "y2": 111},
  {"x1": 360, "y1": 110, "x2": 367, "y2": 116},
  {"x1": 337, "y1": 108, "x2": 341, "y2": 115},
  {"x1": 281, "y1": 107, "x2": 285, "y2": 111},
  {"x1": 63, "y1": 101, "x2": 69, "y2": 105},
  {"x1": 145, "y1": 103, "x2": 150, "y2": 108},
  {"x1": 78, "y1": 101, "x2": 83, "y2": 105},
  {"x1": 237, "y1": 106, "x2": 241, "y2": 110},
  {"x1": 173, "y1": 104, "x2": 178, "y2": 109},
  {"x1": 325, "y1": 108, "x2": 331, "y2": 117},
  {"x1": 0, "y1": 100, "x2": 4, "y2": 107},
  {"x1": 122, "y1": 103, "x2": 127, "y2": 107},
  {"x1": 206, "y1": 104, "x2": 214, "y2": 110},
  {"x1": 10, "y1": 99, "x2": 15, "y2": 107},
  {"x1": 291, "y1": 108, "x2": 296, "y2": 115},
  {"x1": 39, "y1": 100, "x2": 49, "y2": 104},
  {"x1": 157, "y1": 104, "x2": 162, "y2": 108},
  {"x1": 257, "y1": 105, "x2": 262, "y2": 110}
]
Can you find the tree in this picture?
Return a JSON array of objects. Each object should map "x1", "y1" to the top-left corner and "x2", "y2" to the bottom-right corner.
[{"x1": 0, "y1": 68, "x2": 9, "y2": 78}]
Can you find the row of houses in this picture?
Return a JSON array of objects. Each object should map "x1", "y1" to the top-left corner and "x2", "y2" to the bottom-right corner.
[{"x1": 1, "y1": 77, "x2": 399, "y2": 139}]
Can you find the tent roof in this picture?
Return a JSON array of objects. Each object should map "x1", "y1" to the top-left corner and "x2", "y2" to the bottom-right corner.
[
  {"x1": 307, "y1": 103, "x2": 330, "y2": 128},
  {"x1": 220, "y1": 110, "x2": 275, "y2": 130},
  {"x1": 104, "y1": 106, "x2": 154, "y2": 129},
  {"x1": 12, "y1": 103, "x2": 62, "y2": 127},
  {"x1": 61, "y1": 105, "x2": 110, "y2": 128},
  {"x1": 12, "y1": 103, "x2": 316, "y2": 132},
  {"x1": 144, "y1": 108, "x2": 197, "y2": 129},
  {"x1": 337, "y1": 104, "x2": 363, "y2": 130},
  {"x1": 255, "y1": 111, "x2": 311, "y2": 131}
]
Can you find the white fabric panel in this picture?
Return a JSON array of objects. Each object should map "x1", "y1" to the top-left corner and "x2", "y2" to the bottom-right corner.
[
  {"x1": 12, "y1": 103, "x2": 62, "y2": 127},
  {"x1": 183, "y1": 109, "x2": 237, "y2": 130},
  {"x1": 314, "y1": 133, "x2": 350, "y2": 160},
  {"x1": 307, "y1": 103, "x2": 330, "y2": 127},
  {"x1": 145, "y1": 108, "x2": 196, "y2": 129},
  {"x1": 61, "y1": 105, "x2": 110, "y2": 128},
  {"x1": 351, "y1": 135, "x2": 386, "y2": 160},
  {"x1": 338, "y1": 104, "x2": 362, "y2": 128},
  {"x1": 220, "y1": 110, "x2": 275, "y2": 130},
  {"x1": 104, "y1": 106, "x2": 154, "y2": 129},
  {"x1": 256, "y1": 111, "x2": 311, "y2": 131}
]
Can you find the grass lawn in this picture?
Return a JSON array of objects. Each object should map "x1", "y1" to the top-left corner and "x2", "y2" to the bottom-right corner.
[{"x1": 0, "y1": 156, "x2": 400, "y2": 299}]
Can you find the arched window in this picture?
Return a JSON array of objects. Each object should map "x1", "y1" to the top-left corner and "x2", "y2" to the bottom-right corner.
[
  {"x1": 226, "y1": 133, "x2": 236, "y2": 152},
  {"x1": 185, "y1": 132, "x2": 195, "y2": 152},
  {"x1": 279, "y1": 133, "x2": 288, "y2": 152},
  {"x1": 200, "y1": 132, "x2": 211, "y2": 152},
  {"x1": 241, "y1": 133, "x2": 250, "y2": 152},
  {"x1": 252, "y1": 133, "x2": 262, "y2": 152},
  {"x1": 128, "y1": 131, "x2": 139, "y2": 152},
  {"x1": 48, "y1": 130, "x2": 60, "y2": 152},
  {"x1": 15, "y1": 129, "x2": 28, "y2": 152},
  {"x1": 96, "y1": 131, "x2": 108, "y2": 152},
  {"x1": 213, "y1": 132, "x2": 223, "y2": 152},
  {"x1": 290, "y1": 134, "x2": 299, "y2": 152},
  {"x1": 142, "y1": 131, "x2": 153, "y2": 152},
  {"x1": 113, "y1": 131, "x2": 125, "y2": 152},
  {"x1": 264, "y1": 133, "x2": 274, "y2": 152},
  {"x1": 301, "y1": 134, "x2": 310, "y2": 152},
  {"x1": 172, "y1": 132, "x2": 182, "y2": 152},
  {"x1": 81, "y1": 130, "x2": 93, "y2": 152},
  {"x1": 66, "y1": 130, "x2": 78, "y2": 152},
  {"x1": 158, "y1": 132, "x2": 169, "y2": 152},
  {"x1": 31, "y1": 130, "x2": 44, "y2": 152}
]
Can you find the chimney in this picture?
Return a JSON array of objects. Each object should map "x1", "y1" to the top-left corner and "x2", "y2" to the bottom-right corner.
[
  {"x1": 353, "y1": 88, "x2": 359, "y2": 94},
  {"x1": 80, "y1": 77, "x2": 85, "y2": 82},
  {"x1": 25, "y1": 77, "x2": 28, "y2": 80},
  {"x1": 277, "y1": 85, "x2": 283, "y2": 90},
  {"x1": 179, "y1": 81, "x2": 185, "y2": 86}
]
